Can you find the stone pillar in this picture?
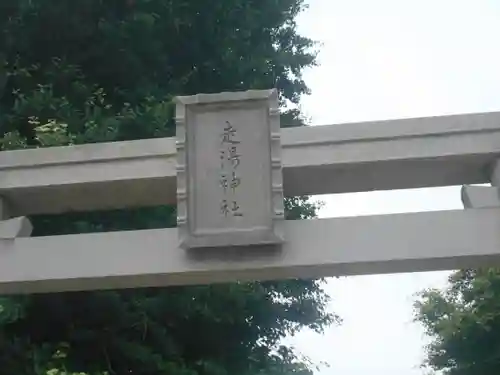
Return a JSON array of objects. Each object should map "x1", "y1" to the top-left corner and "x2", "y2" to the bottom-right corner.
[{"x1": 461, "y1": 159, "x2": 500, "y2": 209}]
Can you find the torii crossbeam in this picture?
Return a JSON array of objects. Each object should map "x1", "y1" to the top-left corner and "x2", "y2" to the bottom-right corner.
[{"x1": 1, "y1": 90, "x2": 500, "y2": 294}]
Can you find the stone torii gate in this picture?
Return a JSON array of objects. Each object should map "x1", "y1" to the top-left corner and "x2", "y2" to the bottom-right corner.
[{"x1": 0, "y1": 89, "x2": 500, "y2": 295}]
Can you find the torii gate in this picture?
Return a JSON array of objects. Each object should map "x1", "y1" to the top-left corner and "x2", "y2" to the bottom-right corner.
[{"x1": 0, "y1": 89, "x2": 499, "y2": 294}]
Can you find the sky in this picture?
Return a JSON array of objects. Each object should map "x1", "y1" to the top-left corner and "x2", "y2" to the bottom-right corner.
[{"x1": 287, "y1": 1, "x2": 500, "y2": 374}]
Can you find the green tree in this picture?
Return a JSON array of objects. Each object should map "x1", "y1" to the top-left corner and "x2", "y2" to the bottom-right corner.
[
  {"x1": 0, "y1": 1, "x2": 335, "y2": 374},
  {"x1": 415, "y1": 269, "x2": 500, "y2": 375}
]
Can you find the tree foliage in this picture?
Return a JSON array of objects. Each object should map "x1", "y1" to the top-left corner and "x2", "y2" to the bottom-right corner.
[
  {"x1": 415, "y1": 269, "x2": 500, "y2": 375},
  {"x1": 0, "y1": 1, "x2": 334, "y2": 374}
]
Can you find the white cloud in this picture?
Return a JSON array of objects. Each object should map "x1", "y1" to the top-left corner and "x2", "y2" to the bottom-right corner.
[{"x1": 298, "y1": 0, "x2": 500, "y2": 125}]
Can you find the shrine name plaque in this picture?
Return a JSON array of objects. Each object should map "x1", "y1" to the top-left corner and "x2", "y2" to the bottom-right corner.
[{"x1": 175, "y1": 89, "x2": 285, "y2": 249}]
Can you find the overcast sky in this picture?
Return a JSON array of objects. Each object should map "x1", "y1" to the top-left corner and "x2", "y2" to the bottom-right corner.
[{"x1": 287, "y1": 1, "x2": 500, "y2": 374}]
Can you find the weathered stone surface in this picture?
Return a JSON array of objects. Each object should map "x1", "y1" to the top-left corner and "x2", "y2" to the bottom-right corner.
[{"x1": 175, "y1": 90, "x2": 284, "y2": 249}]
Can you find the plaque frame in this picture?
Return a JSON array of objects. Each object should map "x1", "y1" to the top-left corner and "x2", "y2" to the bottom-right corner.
[{"x1": 174, "y1": 89, "x2": 285, "y2": 249}]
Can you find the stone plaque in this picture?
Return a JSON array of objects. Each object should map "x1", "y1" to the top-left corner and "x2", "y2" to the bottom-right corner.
[{"x1": 175, "y1": 89, "x2": 285, "y2": 249}]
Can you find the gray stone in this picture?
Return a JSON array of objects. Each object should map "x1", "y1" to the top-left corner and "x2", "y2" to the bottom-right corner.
[{"x1": 175, "y1": 90, "x2": 285, "y2": 249}]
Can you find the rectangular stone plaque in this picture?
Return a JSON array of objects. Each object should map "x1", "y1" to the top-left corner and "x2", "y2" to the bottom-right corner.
[{"x1": 175, "y1": 89, "x2": 285, "y2": 249}]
